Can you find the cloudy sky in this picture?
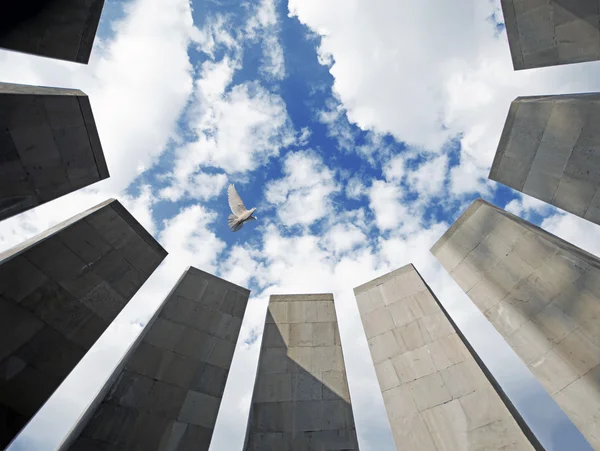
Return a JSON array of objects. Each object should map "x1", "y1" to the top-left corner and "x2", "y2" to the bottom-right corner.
[{"x1": 3, "y1": 0, "x2": 600, "y2": 449}]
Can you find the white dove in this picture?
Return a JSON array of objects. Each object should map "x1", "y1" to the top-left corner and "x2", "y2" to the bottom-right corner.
[{"x1": 227, "y1": 184, "x2": 257, "y2": 232}]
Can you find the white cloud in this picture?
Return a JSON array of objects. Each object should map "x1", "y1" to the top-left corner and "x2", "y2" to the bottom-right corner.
[
  {"x1": 246, "y1": 0, "x2": 285, "y2": 79},
  {"x1": 383, "y1": 154, "x2": 406, "y2": 181},
  {"x1": 346, "y1": 176, "x2": 366, "y2": 200},
  {"x1": 449, "y1": 154, "x2": 493, "y2": 197},
  {"x1": 162, "y1": 72, "x2": 296, "y2": 200},
  {"x1": 368, "y1": 180, "x2": 405, "y2": 232},
  {"x1": 192, "y1": 15, "x2": 240, "y2": 58},
  {"x1": 174, "y1": 81, "x2": 295, "y2": 176},
  {"x1": 158, "y1": 204, "x2": 226, "y2": 272},
  {"x1": 265, "y1": 150, "x2": 340, "y2": 227},
  {"x1": 318, "y1": 99, "x2": 390, "y2": 161},
  {"x1": 219, "y1": 244, "x2": 261, "y2": 288},
  {"x1": 261, "y1": 33, "x2": 286, "y2": 80},
  {"x1": 323, "y1": 223, "x2": 367, "y2": 254},
  {"x1": 298, "y1": 126, "x2": 312, "y2": 145},
  {"x1": 505, "y1": 192, "x2": 555, "y2": 219},
  {"x1": 159, "y1": 172, "x2": 228, "y2": 202},
  {"x1": 368, "y1": 180, "x2": 422, "y2": 235},
  {"x1": 158, "y1": 7, "x2": 294, "y2": 201},
  {"x1": 196, "y1": 57, "x2": 239, "y2": 101},
  {"x1": 377, "y1": 223, "x2": 449, "y2": 273},
  {"x1": 406, "y1": 154, "x2": 449, "y2": 198},
  {"x1": 543, "y1": 213, "x2": 600, "y2": 258},
  {"x1": 121, "y1": 184, "x2": 158, "y2": 235},
  {"x1": 187, "y1": 173, "x2": 229, "y2": 200},
  {"x1": 289, "y1": 0, "x2": 600, "y2": 197}
]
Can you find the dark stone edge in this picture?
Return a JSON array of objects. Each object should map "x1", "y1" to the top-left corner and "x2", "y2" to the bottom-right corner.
[
  {"x1": 77, "y1": 0, "x2": 106, "y2": 64},
  {"x1": 77, "y1": 95, "x2": 109, "y2": 180},
  {"x1": 109, "y1": 200, "x2": 167, "y2": 259},
  {"x1": 0, "y1": 198, "x2": 115, "y2": 264}
]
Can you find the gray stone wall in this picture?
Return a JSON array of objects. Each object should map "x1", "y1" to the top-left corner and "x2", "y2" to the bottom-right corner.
[
  {"x1": 501, "y1": 0, "x2": 600, "y2": 70},
  {"x1": 0, "y1": 82, "x2": 108, "y2": 221},
  {"x1": 0, "y1": 0, "x2": 105, "y2": 63},
  {"x1": 0, "y1": 199, "x2": 166, "y2": 448},
  {"x1": 244, "y1": 294, "x2": 359, "y2": 450},
  {"x1": 490, "y1": 94, "x2": 600, "y2": 225},
  {"x1": 431, "y1": 198, "x2": 600, "y2": 448},
  {"x1": 67, "y1": 267, "x2": 250, "y2": 451},
  {"x1": 354, "y1": 264, "x2": 535, "y2": 451}
]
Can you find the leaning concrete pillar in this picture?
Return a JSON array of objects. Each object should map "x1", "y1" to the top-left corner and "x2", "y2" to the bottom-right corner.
[
  {"x1": 0, "y1": 199, "x2": 167, "y2": 447},
  {"x1": 490, "y1": 94, "x2": 600, "y2": 225},
  {"x1": 354, "y1": 264, "x2": 537, "y2": 450},
  {"x1": 431, "y1": 198, "x2": 600, "y2": 449},
  {"x1": 0, "y1": 0, "x2": 105, "y2": 63},
  {"x1": 244, "y1": 294, "x2": 359, "y2": 450},
  {"x1": 62, "y1": 267, "x2": 250, "y2": 451},
  {"x1": 0, "y1": 82, "x2": 108, "y2": 222},
  {"x1": 501, "y1": 0, "x2": 600, "y2": 70}
]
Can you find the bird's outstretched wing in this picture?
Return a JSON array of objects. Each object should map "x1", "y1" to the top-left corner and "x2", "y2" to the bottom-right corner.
[{"x1": 228, "y1": 184, "x2": 247, "y2": 216}]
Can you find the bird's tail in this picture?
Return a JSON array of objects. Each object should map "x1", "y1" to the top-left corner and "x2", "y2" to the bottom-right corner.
[{"x1": 228, "y1": 214, "x2": 243, "y2": 232}]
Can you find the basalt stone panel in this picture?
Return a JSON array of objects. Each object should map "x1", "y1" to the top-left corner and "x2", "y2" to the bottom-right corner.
[
  {"x1": 244, "y1": 294, "x2": 359, "y2": 451},
  {"x1": 490, "y1": 94, "x2": 600, "y2": 225},
  {"x1": 501, "y1": 0, "x2": 600, "y2": 70},
  {"x1": 64, "y1": 267, "x2": 250, "y2": 451},
  {"x1": 0, "y1": 0, "x2": 105, "y2": 63},
  {"x1": 0, "y1": 199, "x2": 166, "y2": 448},
  {"x1": 0, "y1": 82, "x2": 108, "y2": 221},
  {"x1": 432, "y1": 198, "x2": 600, "y2": 448},
  {"x1": 354, "y1": 264, "x2": 536, "y2": 451}
]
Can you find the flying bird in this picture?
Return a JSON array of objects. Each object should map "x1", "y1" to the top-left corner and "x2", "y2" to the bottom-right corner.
[{"x1": 227, "y1": 184, "x2": 257, "y2": 232}]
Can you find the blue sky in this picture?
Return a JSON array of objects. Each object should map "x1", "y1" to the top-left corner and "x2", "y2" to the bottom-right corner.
[{"x1": 3, "y1": 0, "x2": 600, "y2": 450}]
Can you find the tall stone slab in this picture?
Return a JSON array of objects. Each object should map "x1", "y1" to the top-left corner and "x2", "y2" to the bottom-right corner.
[
  {"x1": 431, "y1": 198, "x2": 600, "y2": 448},
  {"x1": 0, "y1": 82, "x2": 108, "y2": 222},
  {"x1": 490, "y1": 94, "x2": 600, "y2": 225},
  {"x1": 63, "y1": 267, "x2": 250, "y2": 451},
  {"x1": 354, "y1": 264, "x2": 537, "y2": 451},
  {"x1": 0, "y1": 0, "x2": 104, "y2": 63},
  {"x1": 501, "y1": 0, "x2": 600, "y2": 70},
  {"x1": 0, "y1": 199, "x2": 166, "y2": 448},
  {"x1": 244, "y1": 294, "x2": 359, "y2": 450}
]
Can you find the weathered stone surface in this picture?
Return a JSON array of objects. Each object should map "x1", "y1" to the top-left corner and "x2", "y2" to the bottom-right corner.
[
  {"x1": 65, "y1": 267, "x2": 249, "y2": 451},
  {"x1": 0, "y1": 199, "x2": 165, "y2": 448},
  {"x1": 490, "y1": 95, "x2": 600, "y2": 226},
  {"x1": 245, "y1": 294, "x2": 359, "y2": 450},
  {"x1": 0, "y1": 83, "x2": 108, "y2": 221},
  {"x1": 501, "y1": 1, "x2": 600, "y2": 70},
  {"x1": 0, "y1": 0, "x2": 105, "y2": 63},
  {"x1": 432, "y1": 198, "x2": 600, "y2": 449},
  {"x1": 354, "y1": 264, "x2": 535, "y2": 450}
]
